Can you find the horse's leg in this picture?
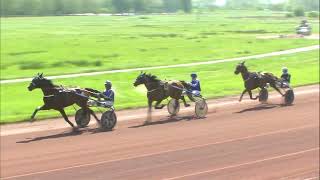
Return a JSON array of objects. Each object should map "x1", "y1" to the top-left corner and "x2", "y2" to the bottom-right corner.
[
  {"x1": 187, "y1": 92, "x2": 196, "y2": 102},
  {"x1": 58, "y1": 109, "x2": 76, "y2": 129},
  {"x1": 248, "y1": 90, "x2": 258, "y2": 100},
  {"x1": 180, "y1": 96, "x2": 190, "y2": 107},
  {"x1": 30, "y1": 105, "x2": 49, "y2": 122},
  {"x1": 146, "y1": 99, "x2": 152, "y2": 124},
  {"x1": 154, "y1": 100, "x2": 165, "y2": 109},
  {"x1": 239, "y1": 89, "x2": 247, "y2": 102}
]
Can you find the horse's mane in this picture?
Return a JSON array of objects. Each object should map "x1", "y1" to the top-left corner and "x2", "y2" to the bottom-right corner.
[
  {"x1": 242, "y1": 64, "x2": 249, "y2": 72},
  {"x1": 39, "y1": 77, "x2": 55, "y2": 87},
  {"x1": 145, "y1": 73, "x2": 160, "y2": 82}
]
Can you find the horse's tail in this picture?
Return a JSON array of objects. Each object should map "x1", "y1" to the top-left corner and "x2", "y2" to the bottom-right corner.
[
  {"x1": 262, "y1": 72, "x2": 280, "y2": 84},
  {"x1": 79, "y1": 88, "x2": 101, "y2": 98}
]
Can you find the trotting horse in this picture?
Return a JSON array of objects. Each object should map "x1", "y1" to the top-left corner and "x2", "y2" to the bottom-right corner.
[
  {"x1": 28, "y1": 73, "x2": 99, "y2": 130},
  {"x1": 133, "y1": 72, "x2": 190, "y2": 123},
  {"x1": 234, "y1": 61, "x2": 284, "y2": 102}
]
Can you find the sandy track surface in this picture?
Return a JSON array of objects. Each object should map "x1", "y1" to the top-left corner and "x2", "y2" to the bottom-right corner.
[{"x1": 0, "y1": 85, "x2": 319, "y2": 180}]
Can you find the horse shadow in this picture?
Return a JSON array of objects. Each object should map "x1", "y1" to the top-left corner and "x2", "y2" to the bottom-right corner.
[
  {"x1": 235, "y1": 103, "x2": 284, "y2": 114},
  {"x1": 128, "y1": 115, "x2": 196, "y2": 128},
  {"x1": 16, "y1": 127, "x2": 111, "y2": 143}
]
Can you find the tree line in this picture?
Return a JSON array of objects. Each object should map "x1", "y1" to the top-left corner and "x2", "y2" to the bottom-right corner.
[
  {"x1": 225, "y1": 0, "x2": 319, "y2": 11},
  {"x1": 0, "y1": 0, "x2": 192, "y2": 16},
  {"x1": 0, "y1": 0, "x2": 318, "y2": 17}
]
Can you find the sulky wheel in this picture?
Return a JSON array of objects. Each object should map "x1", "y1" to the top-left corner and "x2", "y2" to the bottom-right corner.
[
  {"x1": 284, "y1": 89, "x2": 294, "y2": 105},
  {"x1": 167, "y1": 99, "x2": 180, "y2": 116},
  {"x1": 195, "y1": 99, "x2": 208, "y2": 118},
  {"x1": 100, "y1": 111, "x2": 117, "y2": 131},
  {"x1": 75, "y1": 108, "x2": 91, "y2": 128},
  {"x1": 259, "y1": 88, "x2": 269, "y2": 103}
]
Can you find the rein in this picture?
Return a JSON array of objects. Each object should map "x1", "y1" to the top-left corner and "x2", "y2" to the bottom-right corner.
[{"x1": 147, "y1": 88, "x2": 159, "y2": 93}]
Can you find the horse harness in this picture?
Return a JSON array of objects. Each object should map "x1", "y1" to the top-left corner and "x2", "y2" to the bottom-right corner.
[{"x1": 244, "y1": 72, "x2": 264, "y2": 82}]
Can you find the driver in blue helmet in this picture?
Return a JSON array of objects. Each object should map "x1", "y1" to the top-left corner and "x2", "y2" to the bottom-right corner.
[
  {"x1": 100, "y1": 80, "x2": 115, "y2": 107},
  {"x1": 189, "y1": 73, "x2": 201, "y2": 96},
  {"x1": 280, "y1": 67, "x2": 291, "y2": 88}
]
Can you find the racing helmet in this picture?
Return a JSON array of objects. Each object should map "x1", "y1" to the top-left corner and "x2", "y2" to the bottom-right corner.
[
  {"x1": 191, "y1": 73, "x2": 197, "y2": 78},
  {"x1": 104, "y1": 80, "x2": 112, "y2": 87},
  {"x1": 282, "y1": 67, "x2": 288, "y2": 74}
]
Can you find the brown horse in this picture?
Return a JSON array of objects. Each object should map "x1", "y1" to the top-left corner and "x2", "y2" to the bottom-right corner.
[
  {"x1": 234, "y1": 61, "x2": 284, "y2": 102},
  {"x1": 28, "y1": 73, "x2": 99, "y2": 130},
  {"x1": 133, "y1": 72, "x2": 189, "y2": 123}
]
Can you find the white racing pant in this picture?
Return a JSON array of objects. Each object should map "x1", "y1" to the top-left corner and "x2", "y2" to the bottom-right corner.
[{"x1": 191, "y1": 90, "x2": 201, "y2": 97}]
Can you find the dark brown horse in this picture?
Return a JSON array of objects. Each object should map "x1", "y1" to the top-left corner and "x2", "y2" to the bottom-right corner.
[
  {"x1": 234, "y1": 61, "x2": 284, "y2": 102},
  {"x1": 28, "y1": 73, "x2": 99, "y2": 130},
  {"x1": 133, "y1": 72, "x2": 190, "y2": 122}
]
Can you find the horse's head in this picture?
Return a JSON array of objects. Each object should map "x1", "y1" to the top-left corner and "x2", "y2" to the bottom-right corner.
[
  {"x1": 234, "y1": 61, "x2": 247, "y2": 75},
  {"x1": 28, "y1": 73, "x2": 52, "y2": 91},
  {"x1": 133, "y1": 72, "x2": 147, "y2": 87},
  {"x1": 180, "y1": 80, "x2": 192, "y2": 90},
  {"x1": 134, "y1": 72, "x2": 159, "y2": 87}
]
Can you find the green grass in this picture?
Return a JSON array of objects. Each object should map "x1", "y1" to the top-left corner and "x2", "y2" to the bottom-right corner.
[
  {"x1": 1, "y1": 50, "x2": 319, "y2": 123},
  {"x1": 1, "y1": 10, "x2": 319, "y2": 80}
]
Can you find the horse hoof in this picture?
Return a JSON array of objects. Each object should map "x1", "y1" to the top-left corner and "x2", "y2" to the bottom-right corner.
[
  {"x1": 144, "y1": 120, "x2": 151, "y2": 125},
  {"x1": 72, "y1": 127, "x2": 79, "y2": 132}
]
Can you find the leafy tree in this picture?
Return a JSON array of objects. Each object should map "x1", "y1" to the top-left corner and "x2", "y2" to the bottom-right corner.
[
  {"x1": 162, "y1": 0, "x2": 180, "y2": 12},
  {"x1": 111, "y1": 0, "x2": 131, "y2": 13},
  {"x1": 181, "y1": 0, "x2": 192, "y2": 13},
  {"x1": 293, "y1": 7, "x2": 305, "y2": 16},
  {"x1": 133, "y1": 0, "x2": 146, "y2": 12},
  {"x1": 289, "y1": 0, "x2": 319, "y2": 11}
]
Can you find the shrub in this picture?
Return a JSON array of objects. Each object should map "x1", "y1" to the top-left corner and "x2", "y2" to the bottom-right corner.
[
  {"x1": 308, "y1": 11, "x2": 319, "y2": 18},
  {"x1": 19, "y1": 62, "x2": 45, "y2": 70},
  {"x1": 94, "y1": 60, "x2": 103, "y2": 67},
  {"x1": 293, "y1": 7, "x2": 305, "y2": 17},
  {"x1": 285, "y1": 13, "x2": 294, "y2": 17}
]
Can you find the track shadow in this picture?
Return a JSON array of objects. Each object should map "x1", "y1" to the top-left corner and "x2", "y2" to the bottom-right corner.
[
  {"x1": 16, "y1": 130, "x2": 83, "y2": 143},
  {"x1": 89, "y1": 127, "x2": 115, "y2": 134},
  {"x1": 128, "y1": 115, "x2": 195, "y2": 128},
  {"x1": 16, "y1": 125, "x2": 117, "y2": 143},
  {"x1": 235, "y1": 104, "x2": 280, "y2": 114}
]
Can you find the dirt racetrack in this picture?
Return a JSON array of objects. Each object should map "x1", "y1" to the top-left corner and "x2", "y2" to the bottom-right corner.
[{"x1": 1, "y1": 85, "x2": 319, "y2": 180}]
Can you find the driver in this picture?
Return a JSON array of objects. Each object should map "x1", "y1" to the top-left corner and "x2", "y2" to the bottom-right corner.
[
  {"x1": 299, "y1": 20, "x2": 311, "y2": 28},
  {"x1": 281, "y1": 67, "x2": 291, "y2": 87},
  {"x1": 100, "y1": 80, "x2": 115, "y2": 107},
  {"x1": 189, "y1": 73, "x2": 201, "y2": 96},
  {"x1": 296, "y1": 20, "x2": 312, "y2": 35}
]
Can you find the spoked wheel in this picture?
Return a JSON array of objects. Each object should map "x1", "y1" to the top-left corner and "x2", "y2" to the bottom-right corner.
[
  {"x1": 100, "y1": 111, "x2": 117, "y2": 131},
  {"x1": 195, "y1": 99, "x2": 208, "y2": 118},
  {"x1": 259, "y1": 88, "x2": 269, "y2": 103},
  {"x1": 75, "y1": 108, "x2": 91, "y2": 128},
  {"x1": 167, "y1": 99, "x2": 180, "y2": 116},
  {"x1": 284, "y1": 89, "x2": 294, "y2": 105}
]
